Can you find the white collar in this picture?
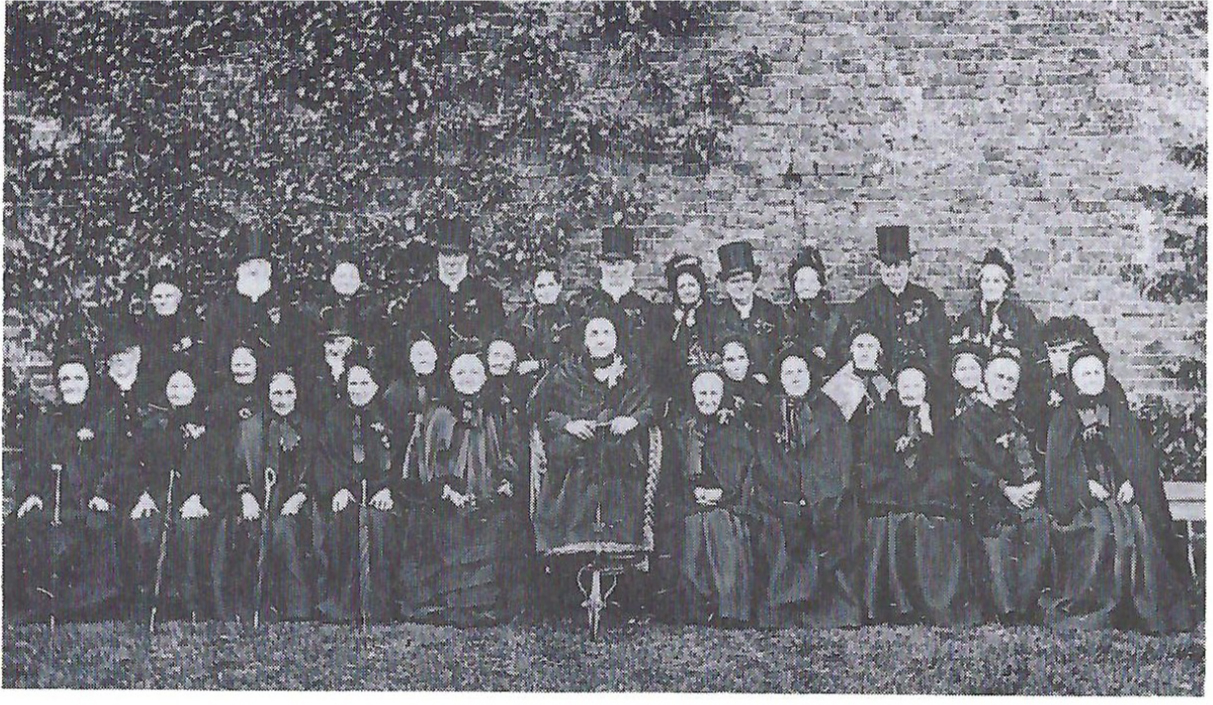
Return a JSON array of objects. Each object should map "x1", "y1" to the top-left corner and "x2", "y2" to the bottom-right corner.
[{"x1": 732, "y1": 298, "x2": 754, "y2": 320}]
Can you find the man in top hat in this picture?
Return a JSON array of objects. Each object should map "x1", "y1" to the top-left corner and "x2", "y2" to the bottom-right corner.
[
  {"x1": 569, "y1": 224, "x2": 654, "y2": 358},
  {"x1": 400, "y1": 215, "x2": 505, "y2": 368},
  {"x1": 203, "y1": 220, "x2": 309, "y2": 381},
  {"x1": 849, "y1": 225, "x2": 949, "y2": 392},
  {"x1": 712, "y1": 240, "x2": 782, "y2": 384}
]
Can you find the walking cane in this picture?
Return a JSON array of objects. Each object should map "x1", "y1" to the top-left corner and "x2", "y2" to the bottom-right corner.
[
  {"x1": 150, "y1": 468, "x2": 177, "y2": 634},
  {"x1": 253, "y1": 466, "x2": 277, "y2": 630},
  {"x1": 358, "y1": 478, "x2": 372, "y2": 629},
  {"x1": 48, "y1": 463, "x2": 63, "y2": 632}
]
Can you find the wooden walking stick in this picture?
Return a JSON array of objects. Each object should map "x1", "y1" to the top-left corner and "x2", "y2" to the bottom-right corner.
[
  {"x1": 253, "y1": 466, "x2": 277, "y2": 629},
  {"x1": 150, "y1": 468, "x2": 176, "y2": 634},
  {"x1": 358, "y1": 477, "x2": 371, "y2": 629},
  {"x1": 48, "y1": 463, "x2": 63, "y2": 632}
]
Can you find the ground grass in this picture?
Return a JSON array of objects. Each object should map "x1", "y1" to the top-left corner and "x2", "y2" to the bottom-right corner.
[{"x1": 2, "y1": 618, "x2": 1204, "y2": 693}]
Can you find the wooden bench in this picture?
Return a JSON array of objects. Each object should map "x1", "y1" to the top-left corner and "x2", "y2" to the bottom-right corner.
[{"x1": 1165, "y1": 481, "x2": 1205, "y2": 579}]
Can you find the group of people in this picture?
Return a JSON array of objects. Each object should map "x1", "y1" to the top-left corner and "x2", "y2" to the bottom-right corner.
[{"x1": 3, "y1": 218, "x2": 1198, "y2": 634}]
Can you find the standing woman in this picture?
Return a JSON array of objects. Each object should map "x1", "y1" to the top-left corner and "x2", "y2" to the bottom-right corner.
[
  {"x1": 669, "y1": 365, "x2": 757, "y2": 626},
  {"x1": 781, "y1": 245, "x2": 848, "y2": 379},
  {"x1": 719, "y1": 335, "x2": 770, "y2": 434},
  {"x1": 415, "y1": 349, "x2": 526, "y2": 626},
  {"x1": 1043, "y1": 346, "x2": 1195, "y2": 632},
  {"x1": 753, "y1": 348, "x2": 859, "y2": 627},
  {"x1": 948, "y1": 331, "x2": 988, "y2": 421},
  {"x1": 315, "y1": 348, "x2": 400, "y2": 623},
  {"x1": 508, "y1": 259, "x2": 577, "y2": 400},
  {"x1": 647, "y1": 254, "x2": 714, "y2": 419},
  {"x1": 860, "y1": 357, "x2": 978, "y2": 626}
]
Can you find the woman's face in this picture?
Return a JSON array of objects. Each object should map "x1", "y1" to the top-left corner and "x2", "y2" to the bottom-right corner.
[
  {"x1": 584, "y1": 317, "x2": 618, "y2": 359},
  {"x1": 896, "y1": 368, "x2": 928, "y2": 408},
  {"x1": 1071, "y1": 356, "x2": 1107, "y2": 397},
  {"x1": 793, "y1": 266, "x2": 823, "y2": 302},
  {"x1": 451, "y1": 354, "x2": 488, "y2": 396},
  {"x1": 58, "y1": 362, "x2": 90, "y2": 405},
  {"x1": 851, "y1": 333, "x2": 881, "y2": 371},
  {"x1": 979, "y1": 264, "x2": 1009, "y2": 304},
  {"x1": 269, "y1": 373, "x2": 298, "y2": 417},
  {"x1": 150, "y1": 282, "x2": 183, "y2": 316},
  {"x1": 722, "y1": 342, "x2": 750, "y2": 382},
  {"x1": 409, "y1": 339, "x2": 438, "y2": 376},
  {"x1": 107, "y1": 346, "x2": 142, "y2": 381},
  {"x1": 533, "y1": 270, "x2": 561, "y2": 306},
  {"x1": 952, "y1": 353, "x2": 983, "y2": 391},
  {"x1": 346, "y1": 365, "x2": 378, "y2": 407},
  {"x1": 324, "y1": 335, "x2": 354, "y2": 364},
  {"x1": 675, "y1": 272, "x2": 702, "y2": 307},
  {"x1": 330, "y1": 262, "x2": 362, "y2": 296},
  {"x1": 166, "y1": 371, "x2": 197, "y2": 408},
  {"x1": 780, "y1": 356, "x2": 812, "y2": 398},
  {"x1": 487, "y1": 340, "x2": 517, "y2": 377},
  {"x1": 230, "y1": 347, "x2": 257, "y2": 385},
  {"x1": 984, "y1": 358, "x2": 1021, "y2": 403},
  {"x1": 438, "y1": 252, "x2": 470, "y2": 283},
  {"x1": 1047, "y1": 341, "x2": 1077, "y2": 376},
  {"x1": 692, "y1": 372, "x2": 724, "y2": 416}
]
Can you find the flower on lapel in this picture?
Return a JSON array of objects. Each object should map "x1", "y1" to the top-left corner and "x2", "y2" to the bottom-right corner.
[
  {"x1": 904, "y1": 299, "x2": 925, "y2": 326},
  {"x1": 77, "y1": 427, "x2": 95, "y2": 442},
  {"x1": 371, "y1": 421, "x2": 386, "y2": 434},
  {"x1": 184, "y1": 423, "x2": 206, "y2": 439},
  {"x1": 716, "y1": 407, "x2": 735, "y2": 425},
  {"x1": 239, "y1": 407, "x2": 253, "y2": 420},
  {"x1": 173, "y1": 336, "x2": 194, "y2": 352},
  {"x1": 268, "y1": 307, "x2": 282, "y2": 325},
  {"x1": 1048, "y1": 389, "x2": 1064, "y2": 408},
  {"x1": 996, "y1": 432, "x2": 1015, "y2": 450}
]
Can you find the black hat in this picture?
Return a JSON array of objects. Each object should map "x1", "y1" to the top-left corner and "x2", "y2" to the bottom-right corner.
[
  {"x1": 601, "y1": 225, "x2": 638, "y2": 262},
  {"x1": 529, "y1": 253, "x2": 563, "y2": 280},
  {"x1": 688, "y1": 350, "x2": 725, "y2": 381},
  {"x1": 987, "y1": 344, "x2": 1023, "y2": 368},
  {"x1": 1042, "y1": 315, "x2": 1100, "y2": 350},
  {"x1": 319, "y1": 305, "x2": 355, "y2": 338},
  {"x1": 343, "y1": 342, "x2": 378, "y2": 378},
  {"x1": 102, "y1": 314, "x2": 142, "y2": 360},
  {"x1": 148, "y1": 253, "x2": 183, "y2": 289},
  {"x1": 449, "y1": 331, "x2": 485, "y2": 361},
  {"x1": 876, "y1": 225, "x2": 912, "y2": 264},
  {"x1": 331, "y1": 242, "x2": 361, "y2": 269},
  {"x1": 235, "y1": 221, "x2": 271, "y2": 263},
  {"x1": 53, "y1": 338, "x2": 92, "y2": 373},
  {"x1": 949, "y1": 327, "x2": 987, "y2": 364},
  {"x1": 787, "y1": 245, "x2": 827, "y2": 287},
  {"x1": 433, "y1": 216, "x2": 474, "y2": 254},
  {"x1": 979, "y1": 247, "x2": 1014, "y2": 283},
  {"x1": 664, "y1": 253, "x2": 706, "y2": 292},
  {"x1": 846, "y1": 316, "x2": 884, "y2": 347},
  {"x1": 1068, "y1": 342, "x2": 1109, "y2": 375},
  {"x1": 717, "y1": 240, "x2": 761, "y2": 281},
  {"x1": 897, "y1": 350, "x2": 933, "y2": 378}
]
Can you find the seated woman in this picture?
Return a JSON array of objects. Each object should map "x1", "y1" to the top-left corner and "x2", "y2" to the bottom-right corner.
[
  {"x1": 860, "y1": 357, "x2": 978, "y2": 626},
  {"x1": 7, "y1": 344, "x2": 121, "y2": 623},
  {"x1": 415, "y1": 349, "x2": 526, "y2": 626},
  {"x1": 1043, "y1": 346, "x2": 1195, "y2": 633},
  {"x1": 669, "y1": 364, "x2": 756, "y2": 626},
  {"x1": 719, "y1": 335, "x2": 770, "y2": 434},
  {"x1": 955, "y1": 347, "x2": 1049, "y2": 624},
  {"x1": 752, "y1": 348, "x2": 860, "y2": 628},
  {"x1": 948, "y1": 330, "x2": 987, "y2": 421},
  {"x1": 316, "y1": 347, "x2": 399, "y2": 624},
  {"x1": 822, "y1": 321, "x2": 894, "y2": 461}
]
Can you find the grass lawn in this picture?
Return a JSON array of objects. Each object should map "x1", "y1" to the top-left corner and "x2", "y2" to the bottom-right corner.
[{"x1": 2, "y1": 618, "x2": 1204, "y2": 693}]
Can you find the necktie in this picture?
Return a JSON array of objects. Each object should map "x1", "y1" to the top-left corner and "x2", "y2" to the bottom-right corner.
[{"x1": 352, "y1": 413, "x2": 366, "y2": 465}]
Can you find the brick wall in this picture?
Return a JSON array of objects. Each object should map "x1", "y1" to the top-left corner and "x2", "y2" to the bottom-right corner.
[{"x1": 5, "y1": 1, "x2": 1206, "y2": 407}]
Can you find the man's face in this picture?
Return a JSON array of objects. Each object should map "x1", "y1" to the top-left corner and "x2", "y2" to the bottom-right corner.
[
  {"x1": 984, "y1": 358, "x2": 1021, "y2": 404},
  {"x1": 780, "y1": 356, "x2": 812, "y2": 398},
  {"x1": 1047, "y1": 341, "x2": 1078, "y2": 376},
  {"x1": 150, "y1": 282, "x2": 183, "y2": 316},
  {"x1": 676, "y1": 273, "x2": 702, "y2": 307},
  {"x1": 330, "y1": 262, "x2": 362, "y2": 296},
  {"x1": 236, "y1": 258, "x2": 272, "y2": 288},
  {"x1": 107, "y1": 346, "x2": 142, "y2": 381},
  {"x1": 851, "y1": 333, "x2": 881, "y2": 371},
  {"x1": 1071, "y1": 356, "x2": 1107, "y2": 397},
  {"x1": 692, "y1": 372, "x2": 724, "y2": 416},
  {"x1": 979, "y1": 264, "x2": 1009, "y2": 304},
  {"x1": 450, "y1": 354, "x2": 488, "y2": 396},
  {"x1": 269, "y1": 373, "x2": 298, "y2": 417},
  {"x1": 897, "y1": 368, "x2": 928, "y2": 408},
  {"x1": 599, "y1": 260, "x2": 635, "y2": 291},
  {"x1": 166, "y1": 371, "x2": 197, "y2": 408},
  {"x1": 952, "y1": 353, "x2": 983, "y2": 392},
  {"x1": 438, "y1": 252, "x2": 469, "y2": 284},
  {"x1": 793, "y1": 266, "x2": 823, "y2": 302},
  {"x1": 533, "y1": 270, "x2": 562, "y2": 306},
  {"x1": 58, "y1": 362, "x2": 90, "y2": 405},
  {"x1": 722, "y1": 341, "x2": 750, "y2": 382},
  {"x1": 230, "y1": 347, "x2": 257, "y2": 385},
  {"x1": 324, "y1": 335, "x2": 354, "y2": 364},
  {"x1": 725, "y1": 271, "x2": 756, "y2": 305},
  {"x1": 409, "y1": 340, "x2": 438, "y2": 376},
  {"x1": 487, "y1": 340, "x2": 517, "y2": 377},
  {"x1": 346, "y1": 365, "x2": 378, "y2": 407},
  {"x1": 584, "y1": 317, "x2": 618, "y2": 359},
  {"x1": 878, "y1": 259, "x2": 910, "y2": 293}
]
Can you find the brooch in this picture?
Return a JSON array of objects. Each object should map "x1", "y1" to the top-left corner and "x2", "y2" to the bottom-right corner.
[
  {"x1": 173, "y1": 336, "x2": 193, "y2": 352},
  {"x1": 904, "y1": 300, "x2": 925, "y2": 326},
  {"x1": 1048, "y1": 389, "x2": 1063, "y2": 408},
  {"x1": 184, "y1": 423, "x2": 206, "y2": 439},
  {"x1": 239, "y1": 407, "x2": 253, "y2": 420},
  {"x1": 371, "y1": 421, "x2": 386, "y2": 434},
  {"x1": 996, "y1": 432, "x2": 1015, "y2": 449},
  {"x1": 77, "y1": 427, "x2": 95, "y2": 441}
]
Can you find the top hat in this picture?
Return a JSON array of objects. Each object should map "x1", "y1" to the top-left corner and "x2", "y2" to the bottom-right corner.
[
  {"x1": 433, "y1": 217, "x2": 474, "y2": 254},
  {"x1": 664, "y1": 253, "x2": 706, "y2": 292},
  {"x1": 875, "y1": 225, "x2": 912, "y2": 264},
  {"x1": 528, "y1": 253, "x2": 563, "y2": 280},
  {"x1": 716, "y1": 240, "x2": 761, "y2": 281},
  {"x1": 978, "y1": 247, "x2": 1014, "y2": 283},
  {"x1": 600, "y1": 225, "x2": 638, "y2": 262},
  {"x1": 235, "y1": 221, "x2": 271, "y2": 263},
  {"x1": 786, "y1": 245, "x2": 827, "y2": 287}
]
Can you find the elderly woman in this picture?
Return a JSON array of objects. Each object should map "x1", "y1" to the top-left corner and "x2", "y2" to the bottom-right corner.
[
  {"x1": 7, "y1": 345, "x2": 121, "y2": 623},
  {"x1": 1043, "y1": 346, "x2": 1195, "y2": 633},
  {"x1": 669, "y1": 365, "x2": 757, "y2": 626},
  {"x1": 752, "y1": 347, "x2": 860, "y2": 627},
  {"x1": 647, "y1": 253, "x2": 715, "y2": 419},
  {"x1": 823, "y1": 321, "x2": 894, "y2": 462},
  {"x1": 781, "y1": 245, "x2": 848, "y2": 378},
  {"x1": 860, "y1": 357, "x2": 978, "y2": 626},
  {"x1": 954, "y1": 347, "x2": 1049, "y2": 623},
  {"x1": 415, "y1": 348, "x2": 526, "y2": 626}
]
